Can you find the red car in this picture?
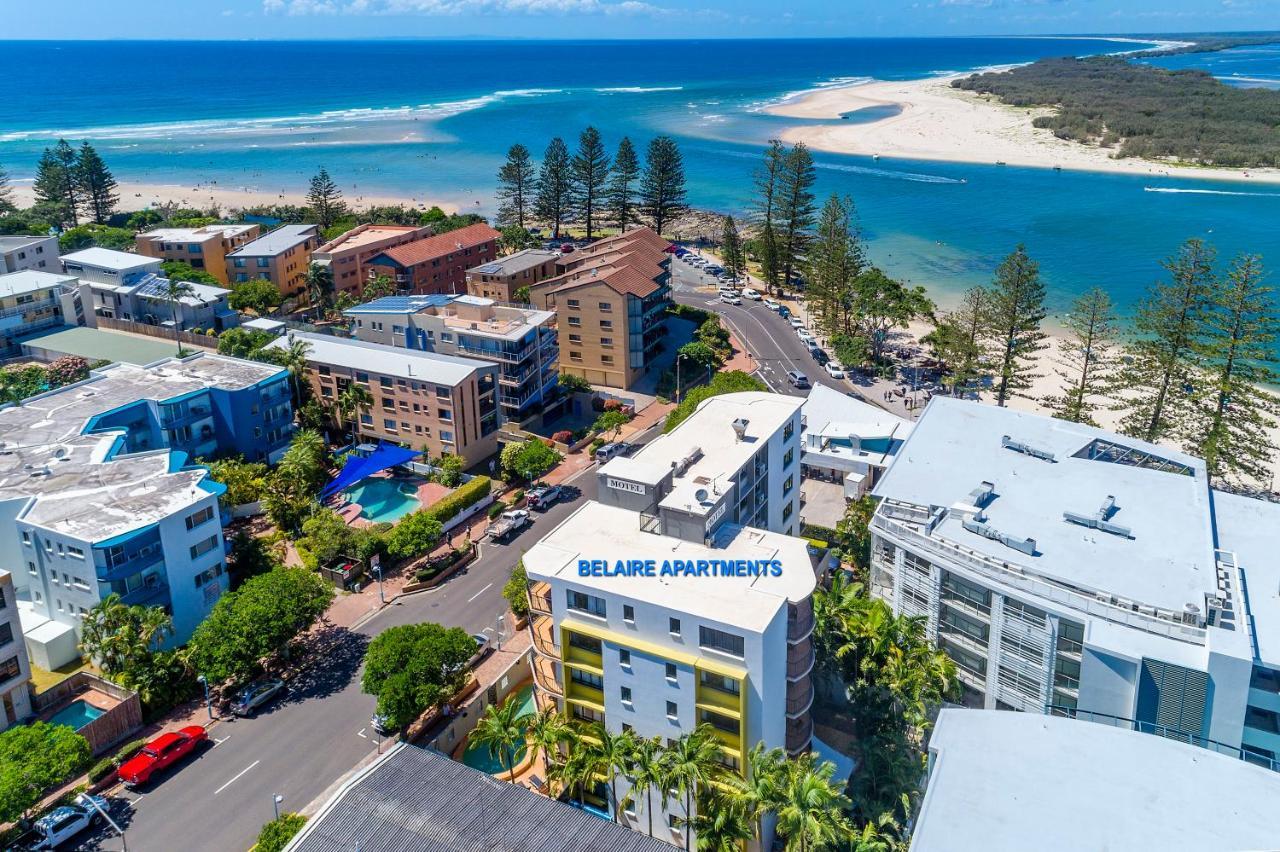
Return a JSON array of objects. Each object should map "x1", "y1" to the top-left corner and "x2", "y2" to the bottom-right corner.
[{"x1": 118, "y1": 726, "x2": 207, "y2": 787}]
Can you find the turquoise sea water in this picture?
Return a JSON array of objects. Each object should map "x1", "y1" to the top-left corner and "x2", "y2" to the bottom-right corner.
[{"x1": 1, "y1": 38, "x2": 1277, "y2": 316}]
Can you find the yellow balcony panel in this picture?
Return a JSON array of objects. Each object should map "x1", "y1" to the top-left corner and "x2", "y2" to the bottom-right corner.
[
  {"x1": 707, "y1": 725, "x2": 743, "y2": 754},
  {"x1": 564, "y1": 645, "x2": 604, "y2": 675},
  {"x1": 566, "y1": 689, "x2": 606, "y2": 714},
  {"x1": 696, "y1": 687, "x2": 742, "y2": 718}
]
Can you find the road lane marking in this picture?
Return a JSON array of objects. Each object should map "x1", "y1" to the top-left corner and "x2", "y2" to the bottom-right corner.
[
  {"x1": 214, "y1": 760, "x2": 260, "y2": 795},
  {"x1": 210, "y1": 736, "x2": 229, "y2": 749},
  {"x1": 357, "y1": 728, "x2": 368, "y2": 739},
  {"x1": 467, "y1": 582, "x2": 493, "y2": 603}
]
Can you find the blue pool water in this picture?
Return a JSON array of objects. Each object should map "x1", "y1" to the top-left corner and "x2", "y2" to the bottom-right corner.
[
  {"x1": 345, "y1": 478, "x2": 421, "y2": 523},
  {"x1": 460, "y1": 686, "x2": 535, "y2": 775},
  {"x1": 48, "y1": 699, "x2": 104, "y2": 731}
]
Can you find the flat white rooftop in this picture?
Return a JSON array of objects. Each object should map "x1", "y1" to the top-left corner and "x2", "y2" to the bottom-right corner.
[
  {"x1": 1213, "y1": 489, "x2": 1280, "y2": 668},
  {"x1": 602, "y1": 392, "x2": 801, "y2": 518},
  {"x1": 0, "y1": 353, "x2": 284, "y2": 542},
  {"x1": 269, "y1": 332, "x2": 492, "y2": 386},
  {"x1": 801, "y1": 384, "x2": 911, "y2": 469},
  {"x1": 915, "y1": 709, "x2": 1280, "y2": 852},
  {"x1": 0, "y1": 270, "x2": 76, "y2": 299},
  {"x1": 138, "y1": 224, "x2": 257, "y2": 242},
  {"x1": 523, "y1": 500, "x2": 816, "y2": 632},
  {"x1": 227, "y1": 224, "x2": 317, "y2": 257},
  {"x1": 60, "y1": 247, "x2": 160, "y2": 273},
  {"x1": 873, "y1": 397, "x2": 1216, "y2": 615}
]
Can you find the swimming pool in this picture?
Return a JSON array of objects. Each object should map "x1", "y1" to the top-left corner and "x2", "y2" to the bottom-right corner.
[
  {"x1": 460, "y1": 685, "x2": 535, "y2": 775},
  {"x1": 48, "y1": 699, "x2": 104, "y2": 731},
  {"x1": 345, "y1": 477, "x2": 422, "y2": 523}
]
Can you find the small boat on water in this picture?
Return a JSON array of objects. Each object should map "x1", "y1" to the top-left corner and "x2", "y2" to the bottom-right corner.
[
  {"x1": 995, "y1": 160, "x2": 1006, "y2": 166},
  {"x1": 872, "y1": 153, "x2": 880, "y2": 160}
]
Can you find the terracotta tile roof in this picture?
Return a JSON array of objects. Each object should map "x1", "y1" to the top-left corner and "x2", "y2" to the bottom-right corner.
[{"x1": 376, "y1": 223, "x2": 500, "y2": 268}]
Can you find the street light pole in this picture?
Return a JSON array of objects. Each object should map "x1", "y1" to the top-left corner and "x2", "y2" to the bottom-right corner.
[
  {"x1": 198, "y1": 675, "x2": 212, "y2": 721},
  {"x1": 373, "y1": 565, "x2": 384, "y2": 605},
  {"x1": 273, "y1": 794, "x2": 284, "y2": 821}
]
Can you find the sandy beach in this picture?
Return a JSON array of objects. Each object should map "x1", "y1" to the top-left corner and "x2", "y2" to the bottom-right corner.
[
  {"x1": 8, "y1": 181, "x2": 457, "y2": 216},
  {"x1": 766, "y1": 74, "x2": 1280, "y2": 185}
]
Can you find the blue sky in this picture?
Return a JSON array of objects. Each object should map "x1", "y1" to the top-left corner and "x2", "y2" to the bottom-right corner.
[{"x1": 8, "y1": 0, "x2": 1277, "y2": 40}]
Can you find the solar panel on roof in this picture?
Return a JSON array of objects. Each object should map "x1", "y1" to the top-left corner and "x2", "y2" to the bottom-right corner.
[{"x1": 473, "y1": 263, "x2": 503, "y2": 274}]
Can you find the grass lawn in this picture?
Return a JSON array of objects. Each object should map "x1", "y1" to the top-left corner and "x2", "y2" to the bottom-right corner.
[{"x1": 29, "y1": 658, "x2": 98, "y2": 693}]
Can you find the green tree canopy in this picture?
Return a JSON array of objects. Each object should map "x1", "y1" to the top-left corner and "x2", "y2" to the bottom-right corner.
[
  {"x1": 307, "y1": 167, "x2": 347, "y2": 230},
  {"x1": 535, "y1": 137, "x2": 572, "y2": 239},
  {"x1": 639, "y1": 135, "x2": 688, "y2": 236},
  {"x1": 160, "y1": 259, "x2": 222, "y2": 287},
  {"x1": 500, "y1": 439, "x2": 563, "y2": 482},
  {"x1": 385, "y1": 510, "x2": 444, "y2": 562},
  {"x1": 79, "y1": 594, "x2": 173, "y2": 679},
  {"x1": 0, "y1": 722, "x2": 91, "y2": 823},
  {"x1": 228, "y1": 278, "x2": 284, "y2": 314},
  {"x1": 217, "y1": 327, "x2": 278, "y2": 360},
  {"x1": 496, "y1": 143, "x2": 538, "y2": 230},
  {"x1": 255, "y1": 814, "x2": 307, "y2": 852},
  {"x1": 985, "y1": 244, "x2": 1048, "y2": 407},
  {"x1": 361, "y1": 623, "x2": 476, "y2": 731},
  {"x1": 503, "y1": 561, "x2": 529, "y2": 617},
  {"x1": 664, "y1": 371, "x2": 767, "y2": 433},
  {"x1": 188, "y1": 567, "x2": 333, "y2": 685},
  {"x1": 607, "y1": 136, "x2": 640, "y2": 232},
  {"x1": 74, "y1": 141, "x2": 118, "y2": 225},
  {"x1": 571, "y1": 126, "x2": 611, "y2": 240}
]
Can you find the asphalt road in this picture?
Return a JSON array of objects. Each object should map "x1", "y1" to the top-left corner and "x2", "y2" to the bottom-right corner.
[
  {"x1": 81, "y1": 465, "x2": 608, "y2": 852},
  {"x1": 670, "y1": 254, "x2": 860, "y2": 401}
]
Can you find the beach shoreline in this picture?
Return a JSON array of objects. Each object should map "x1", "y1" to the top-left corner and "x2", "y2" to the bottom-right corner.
[
  {"x1": 7, "y1": 181, "x2": 457, "y2": 216},
  {"x1": 764, "y1": 74, "x2": 1280, "y2": 186}
]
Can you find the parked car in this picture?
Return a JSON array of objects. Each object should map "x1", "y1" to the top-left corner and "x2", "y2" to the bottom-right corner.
[
  {"x1": 704, "y1": 265, "x2": 723, "y2": 275},
  {"x1": 786, "y1": 370, "x2": 811, "y2": 389},
  {"x1": 469, "y1": 632, "x2": 492, "y2": 667},
  {"x1": 789, "y1": 317, "x2": 805, "y2": 330},
  {"x1": 486, "y1": 509, "x2": 530, "y2": 542},
  {"x1": 810, "y1": 346, "x2": 830, "y2": 366},
  {"x1": 720, "y1": 292, "x2": 742, "y2": 305},
  {"x1": 763, "y1": 298, "x2": 780, "y2": 311},
  {"x1": 27, "y1": 794, "x2": 112, "y2": 851},
  {"x1": 527, "y1": 483, "x2": 563, "y2": 510},
  {"x1": 595, "y1": 442, "x2": 628, "y2": 462},
  {"x1": 741, "y1": 288, "x2": 762, "y2": 300},
  {"x1": 825, "y1": 361, "x2": 846, "y2": 379},
  {"x1": 718, "y1": 272, "x2": 736, "y2": 283},
  {"x1": 118, "y1": 727, "x2": 207, "y2": 787},
  {"x1": 231, "y1": 679, "x2": 286, "y2": 717},
  {"x1": 777, "y1": 305, "x2": 791, "y2": 319},
  {"x1": 797, "y1": 330, "x2": 816, "y2": 346}
]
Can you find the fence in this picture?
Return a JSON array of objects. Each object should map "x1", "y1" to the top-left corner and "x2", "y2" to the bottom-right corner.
[
  {"x1": 34, "y1": 673, "x2": 144, "y2": 756},
  {"x1": 94, "y1": 316, "x2": 217, "y2": 350}
]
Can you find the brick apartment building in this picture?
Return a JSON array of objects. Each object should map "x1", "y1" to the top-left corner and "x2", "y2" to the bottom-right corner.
[{"x1": 365, "y1": 224, "x2": 500, "y2": 297}]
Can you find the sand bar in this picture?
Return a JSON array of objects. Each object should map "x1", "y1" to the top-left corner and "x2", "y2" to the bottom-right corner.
[{"x1": 766, "y1": 74, "x2": 1280, "y2": 185}]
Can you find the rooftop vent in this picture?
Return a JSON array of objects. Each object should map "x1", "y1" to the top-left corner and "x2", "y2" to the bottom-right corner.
[
  {"x1": 731, "y1": 418, "x2": 749, "y2": 441},
  {"x1": 672, "y1": 446, "x2": 703, "y2": 477},
  {"x1": 1001, "y1": 435, "x2": 1056, "y2": 463},
  {"x1": 967, "y1": 481, "x2": 995, "y2": 508},
  {"x1": 962, "y1": 516, "x2": 1036, "y2": 555},
  {"x1": 694, "y1": 488, "x2": 710, "y2": 503},
  {"x1": 1063, "y1": 494, "x2": 1132, "y2": 538}
]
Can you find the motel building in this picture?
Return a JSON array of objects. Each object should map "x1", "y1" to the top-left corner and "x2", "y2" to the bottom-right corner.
[{"x1": 522, "y1": 392, "x2": 823, "y2": 850}]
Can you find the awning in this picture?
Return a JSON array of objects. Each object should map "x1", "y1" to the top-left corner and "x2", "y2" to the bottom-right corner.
[{"x1": 321, "y1": 442, "x2": 422, "y2": 499}]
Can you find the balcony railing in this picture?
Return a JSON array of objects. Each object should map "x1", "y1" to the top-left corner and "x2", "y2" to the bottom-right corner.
[
  {"x1": 530, "y1": 613, "x2": 559, "y2": 658},
  {"x1": 788, "y1": 598, "x2": 815, "y2": 642},
  {"x1": 786, "y1": 712, "x2": 814, "y2": 755},
  {"x1": 97, "y1": 549, "x2": 164, "y2": 582},
  {"x1": 786, "y1": 675, "x2": 815, "y2": 718},
  {"x1": 787, "y1": 636, "x2": 815, "y2": 681},
  {"x1": 528, "y1": 581, "x2": 553, "y2": 615},
  {"x1": 531, "y1": 655, "x2": 563, "y2": 697},
  {"x1": 0, "y1": 296, "x2": 58, "y2": 320}
]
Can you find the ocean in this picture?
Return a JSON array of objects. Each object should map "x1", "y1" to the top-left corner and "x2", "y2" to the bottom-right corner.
[{"x1": 1, "y1": 37, "x2": 1278, "y2": 318}]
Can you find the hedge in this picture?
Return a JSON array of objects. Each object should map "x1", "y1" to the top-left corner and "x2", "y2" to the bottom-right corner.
[
  {"x1": 422, "y1": 476, "x2": 491, "y2": 525},
  {"x1": 114, "y1": 738, "x2": 147, "y2": 764},
  {"x1": 668, "y1": 303, "x2": 712, "y2": 325},
  {"x1": 88, "y1": 757, "x2": 116, "y2": 784}
]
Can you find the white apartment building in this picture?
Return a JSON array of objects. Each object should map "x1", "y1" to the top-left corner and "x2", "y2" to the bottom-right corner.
[
  {"x1": 524, "y1": 392, "x2": 817, "y2": 849},
  {"x1": 869, "y1": 397, "x2": 1280, "y2": 768},
  {"x1": 0, "y1": 572, "x2": 33, "y2": 730},
  {"x1": 596, "y1": 391, "x2": 805, "y2": 539},
  {"x1": 0, "y1": 270, "x2": 88, "y2": 355},
  {"x1": 0, "y1": 235, "x2": 58, "y2": 274},
  {"x1": 800, "y1": 384, "x2": 912, "y2": 499},
  {"x1": 1, "y1": 354, "x2": 293, "y2": 670},
  {"x1": 913, "y1": 709, "x2": 1280, "y2": 852}
]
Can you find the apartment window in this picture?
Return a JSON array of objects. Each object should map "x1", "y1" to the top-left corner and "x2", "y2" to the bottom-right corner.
[
  {"x1": 599, "y1": 301, "x2": 612, "y2": 312},
  {"x1": 570, "y1": 669, "x2": 604, "y2": 691},
  {"x1": 601, "y1": 355, "x2": 614, "y2": 365},
  {"x1": 392, "y1": 325, "x2": 404, "y2": 335},
  {"x1": 380, "y1": 376, "x2": 393, "y2": 389},
  {"x1": 356, "y1": 371, "x2": 370, "y2": 384},
  {"x1": 190, "y1": 535, "x2": 218, "y2": 560},
  {"x1": 573, "y1": 705, "x2": 605, "y2": 724},
  {"x1": 699, "y1": 626, "x2": 745, "y2": 658},
  {"x1": 600, "y1": 337, "x2": 613, "y2": 348},
  {"x1": 568, "y1": 632, "x2": 603, "y2": 655},
  {"x1": 20, "y1": 531, "x2": 30, "y2": 546},
  {"x1": 383, "y1": 418, "x2": 397, "y2": 431},
  {"x1": 666, "y1": 701, "x2": 678, "y2": 720},
  {"x1": 782, "y1": 503, "x2": 793, "y2": 521},
  {"x1": 568, "y1": 316, "x2": 581, "y2": 327},
  {"x1": 0, "y1": 657, "x2": 20, "y2": 683},
  {"x1": 619, "y1": 649, "x2": 631, "y2": 668},
  {"x1": 194, "y1": 563, "x2": 224, "y2": 589},
  {"x1": 784, "y1": 421, "x2": 795, "y2": 441},
  {"x1": 27, "y1": 562, "x2": 36, "y2": 576},
  {"x1": 382, "y1": 398, "x2": 396, "y2": 412},
  {"x1": 0, "y1": 623, "x2": 12, "y2": 648},
  {"x1": 623, "y1": 604, "x2": 635, "y2": 623},
  {"x1": 440, "y1": 430, "x2": 454, "y2": 443},
  {"x1": 620, "y1": 686, "x2": 633, "y2": 704},
  {"x1": 185, "y1": 506, "x2": 215, "y2": 530},
  {"x1": 441, "y1": 332, "x2": 454, "y2": 343},
  {"x1": 700, "y1": 671, "x2": 740, "y2": 696},
  {"x1": 783, "y1": 448, "x2": 794, "y2": 468},
  {"x1": 567, "y1": 299, "x2": 580, "y2": 309},
  {"x1": 439, "y1": 409, "x2": 452, "y2": 421},
  {"x1": 256, "y1": 258, "x2": 269, "y2": 268},
  {"x1": 318, "y1": 365, "x2": 331, "y2": 376},
  {"x1": 66, "y1": 545, "x2": 84, "y2": 559},
  {"x1": 1246, "y1": 706, "x2": 1280, "y2": 735},
  {"x1": 669, "y1": 617, "x2": 681, "y2": 636},
  {"x1": 783, "y1": 475, "x2": 793, "y2": 495},
  {"x1": 569, "y1": 351, "x2": 583, "y2": 362},
  {"x1": 599, "y1": 319, "x2": 613, "y2": 330},
  {"x1": 360, "y1": 413, "x2": 373, "y2": 426},
  {"x1": 700, "y1": 709, "x2": 738, "y2": 733},
  {"x1": 568, "y1": 334, "x2": 582, "y2": 344},
  {"x1": 566, "y1": 589, "x2": 607, "y2": 618},
  {"x1": 665, "y1": 663, "x2": 678, "y2": 681}
]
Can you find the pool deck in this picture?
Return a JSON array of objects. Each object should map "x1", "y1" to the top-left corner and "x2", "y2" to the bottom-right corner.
[
  {"x1": 40, "y1": 686, "x2": 123, "y2": 725},
  {"x1": 333, "y1": 473, "x2": 449, "y2": 528}
]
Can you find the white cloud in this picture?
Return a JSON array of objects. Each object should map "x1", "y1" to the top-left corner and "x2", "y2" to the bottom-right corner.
[{"x1": 264, "y1": 0, "x2": 668, "y2": 15}]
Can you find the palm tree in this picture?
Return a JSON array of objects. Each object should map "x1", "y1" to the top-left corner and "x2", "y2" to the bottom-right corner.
[
  {"x1": 304, "y1": 262, "x2": 334, "y2": 314},
  {"x1": 337, "y1": 382, "x2": 373, "y2": 444},
  {"x1": 731, "y1": 742, "x2": 787, "y2": 845},
  {"x1": 526, "y1": 707, "x2": 574, "y2": 778},
  {"x1": 470, "y1": 694, "x2": 533, "y2": 782},
  {"x1": 555, "y1": 726, "x2": 609, "y2": 806},
  {"x1": 774, "y1": 753, "x2": 852, "y2": 852},
  {"x1": 589, "y1": 724, "x2": 637, "y2": 823},
  {"x1": 664, "y1": 725, "x2": 725, "y2": 851},
  {"x1": 687, "y1": 787, "x2": 754, "y2": 852},
  {"x1": 277, "y1": 335, "x2": 313, "y2": 408},
  {"x1": 623, "y1": 735, "x2": 666, "y2": 838},
  {"x1": 853, "y1": 802, "x2": 907, "y2": 852},
  {"x1": 162, "y1": 276, "x2": 196, "y2": 354}
]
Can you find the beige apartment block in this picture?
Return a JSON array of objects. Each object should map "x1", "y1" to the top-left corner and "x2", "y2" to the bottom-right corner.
[
  {"x1": 270, "y1": 332, "x2": 502, "y2": 462},
  {"x1": 529, "y1": 227, "x2": 672, "y2": 390},
  {"x1": 312, "y1": 224, "x2": 432, "y2": 298},
  {"x1": 464, "y1": 248, "x2": 560, "y2": 302},
  {"x1": 226, "y1": 225, "x2": 321, "y2": 300},
  {"x1": 135, "y1": 224, "x2": 260, "y2": 284}
]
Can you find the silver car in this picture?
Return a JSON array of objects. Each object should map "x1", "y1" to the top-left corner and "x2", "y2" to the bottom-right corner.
[{"x1": 232, "y1": 679, "x2": 285, "y2": 716}]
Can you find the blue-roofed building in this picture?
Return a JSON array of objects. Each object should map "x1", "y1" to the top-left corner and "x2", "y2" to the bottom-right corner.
[
  {"x1": 1, "y1": 353, "x2": 293, "y2": 669},
  {"x1": 345, "y1": 293, "x2": 559, "y2": 422}
]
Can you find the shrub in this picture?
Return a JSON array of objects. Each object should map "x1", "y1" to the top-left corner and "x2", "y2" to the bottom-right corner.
[
  {"x1": 114, "y1": 738, "x2": 147, "y2": 764},
  {"x1": 591, "y1": 396, "x2": 605, "y2": 412},
  {"x1": 385, "y1": 512, "x2": 444, "y2": 562},
  {"x1": 488, "y1": 502, "x2": 505, "y2": 520},
  {"x1": 551, "y1": 430, "x2": 573, "y2": 444},
  {"x1": 589, "y1": 438, "x2": 606, "y2": 454},
  {"x1": 87, "y1": 757, "x2": 117, "y2": 784},
  {"x1": 558, "y1": 373, "x2": 592, "y2": 394},
  {"x1": 503, "y1": 562, "x2": 529, "y2": 617},
  {"x1": 423, "y1": 475, "x2": 491, "y2": 525},
  {"x1": 256, "y1": 813, "x2": 308, "y2": 852},
  {"x1": 602, "y1": 398, "x2": 623, "y2": 412},
  {"x1": 512, "y1": 489, "x2": 525, "y2": 504}
]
